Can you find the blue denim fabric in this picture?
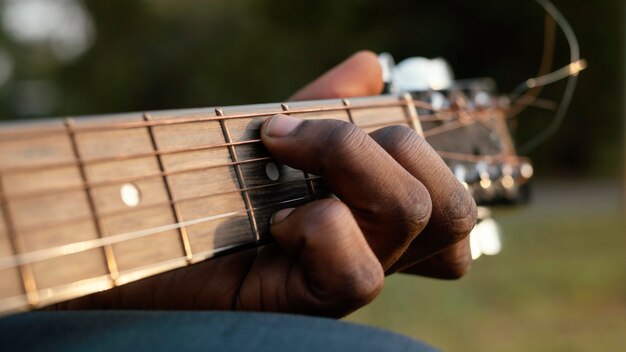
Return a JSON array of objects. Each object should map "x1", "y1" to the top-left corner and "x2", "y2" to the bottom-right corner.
[{"x1": 0, "y1": 311, "x2": 437, "y2": 352}]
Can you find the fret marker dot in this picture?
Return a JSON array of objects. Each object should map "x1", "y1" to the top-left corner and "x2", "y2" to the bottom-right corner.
[
  {"x1": 120, "y1": 183, "x2": 141, "y2": 207},
  {"x1": 266, "y1": 162, "x2": 280, "y2": 181}
]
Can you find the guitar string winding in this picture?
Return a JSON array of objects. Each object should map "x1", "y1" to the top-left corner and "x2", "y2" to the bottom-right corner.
[{"x1": 509, "y1": 0, "x2": 585, "y2": 153}]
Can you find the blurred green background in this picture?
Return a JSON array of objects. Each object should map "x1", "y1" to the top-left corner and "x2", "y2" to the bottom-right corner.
[{"x1": 0, "y1": 0, "x2": 623, "y2": 350}]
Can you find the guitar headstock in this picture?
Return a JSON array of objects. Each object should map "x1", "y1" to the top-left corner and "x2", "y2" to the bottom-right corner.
[{"x1": 381, "y1": 54, "x2": 533, "y2": 205}]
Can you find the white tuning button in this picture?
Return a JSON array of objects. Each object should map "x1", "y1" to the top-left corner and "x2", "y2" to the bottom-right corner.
[
  {"x1": 476, "y1": 162, "x2": 491, "y2": 189},
  {"x1": 520, "y1": 161, "x2": 534, "y2": 179},
  {"x1": 393, "y1": 57, "x2": 454, "y2": 92},
  {"x1": 470, "y1": 207, "x2": 503, "y2": 260},
  {"x1": 500, "y1": 164, "x2": 515, "y2": 189},
  {"x1": 378, "y1": 53, "x2": 395, "y2": 83},
  {"x1": 474, "y1": 91, "x2": 491, "y2": 107},
  {"x1": 429, "y1": 91, "x2": 447, "y2": 111}
]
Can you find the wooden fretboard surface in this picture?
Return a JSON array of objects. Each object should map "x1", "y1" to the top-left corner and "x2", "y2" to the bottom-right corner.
[{"x1": 0, "y1": 94, "x2": 442, "y2": 314}]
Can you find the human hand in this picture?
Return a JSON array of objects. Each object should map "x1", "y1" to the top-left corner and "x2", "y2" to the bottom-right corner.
[{"x1": 56, "y1": 51, "x2": 476, "y2": 318}]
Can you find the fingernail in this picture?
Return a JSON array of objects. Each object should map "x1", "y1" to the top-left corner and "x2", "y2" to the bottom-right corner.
[
  {"x1": 270, "y1": 208, "x2": 295, "y2": 225},
  {"x1": 264, "y1": 114, "x2": 302, "y2": 137}
]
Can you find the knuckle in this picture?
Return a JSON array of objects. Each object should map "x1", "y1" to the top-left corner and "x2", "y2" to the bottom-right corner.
[
  {"x1": 332, "y1": 261, "x2": 384, "y2": 309},
  {"x1": 397, "y1": 180, "x2": 433, "y2": 236},
  {"x1": 442, "y1": 186, "x2": 478, "y2": 243},
  {"x1": 323, "y1": 120, "x2": 370, "y2": 160},
  {"x1": 318, "y1": 261, "x2": 385, "y2": 311},
  {"x1": 299, "y1": 199, "x2": 352, "y2": 239},
  {"x1": 376, "y1": 125, "x2": 427, "y2": 161}
]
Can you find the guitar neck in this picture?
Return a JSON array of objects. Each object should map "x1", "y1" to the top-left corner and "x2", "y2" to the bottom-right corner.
[{"x1": 0, "y1": 93, "x2": 512, "y2": 315}]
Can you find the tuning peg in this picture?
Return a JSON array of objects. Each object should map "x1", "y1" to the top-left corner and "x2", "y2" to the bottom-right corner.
[
  {"x1": 519, "y1": 161, "x2": 534, "y2": 180},
  {"x1": 393, "y1": 57, "x2": 454, "y2": 92},
  {"x1": 475, "y1": 162, "x2": 497, "y2": 202},
  {"x1": 469, "y1": 207, "x2": 502, "y2": 260},
  {"x1": 498, "y1": 163, "x2": 519, "y2": 201},
  {"x1": 428, "y1": 91, "x2": 448, "y2": 112},
  {"x1": 378, "y1": 52, "x2": 397, "y2": 94},
  {"x1": 473, "y1": 91, "x2": 491, "y2": 108}
]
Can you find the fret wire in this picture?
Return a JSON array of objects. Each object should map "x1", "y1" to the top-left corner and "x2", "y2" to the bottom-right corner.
[
  {"x1": 341, "y1": 99, "x2": 355, "y2": 124},
  {"x1": 65, "y1": 118, "x2": 120, "y2": 284},
  {"x1": 14, "y1": 175, "x2": 322, "y2": 236},
  {"x1": 0, "y1": 191, "x2": 312, "y2": 272},
  {"x1": 1, "y1": 156, "x2": 272, "y2": 203},
  {"x1": 282, "y1": 103, "x2": 316, "y2": 200},
  {"x1": 143, "y1": 114, "x2": 193, "y2": 262},
  {"x1": 0, "y1": 174, "x2": 39, "y2": 307},
  {"x1": 402, "y1": 93, "x2": 424, "y2": 136},
  {"x1": 0, "y1": 139, "x2": 263, "y2": 175},
  {"x1": 0, "y1": 98, "x2": 455, "y2": 141},
  {"x1": 217, "y1": 108, "x2": 261, "y2": 242}
]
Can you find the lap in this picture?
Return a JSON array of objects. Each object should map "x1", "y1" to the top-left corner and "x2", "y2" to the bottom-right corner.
[{"x1": 0, "y1": 311, "x2": 436, "y2": 352}]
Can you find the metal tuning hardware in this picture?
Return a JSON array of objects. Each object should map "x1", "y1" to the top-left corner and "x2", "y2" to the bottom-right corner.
[
  {"x1": 469, "y1": 207, "x2": 502, "y2": 260},
  {"x1": 377, "y1": 53, "x2": 536, "y2": 259}
]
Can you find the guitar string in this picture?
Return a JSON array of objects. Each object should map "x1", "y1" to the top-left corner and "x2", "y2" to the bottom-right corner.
[
  {"x1": 0, "y1": 107, "x2": 500, "y2": 203},
  {"x1": 2, "y1": 95, "x2": 508, "y2": 274},
  {"x1": 8, "y1": 141, "x2": 519, "y2": 236},
  {"x1": 506, "y1": 13, "x2": 556, "y2": 120},
  {"x1": 0, "y1": 119, "x2": 510, "y2": 274},
  {"x1": 0, "y1": 141, "x2": 521, "y2": 274},
  {"x1": 512, "y1": 0, "x2": 584, "y2": 153},
  {"x1": 0, "y1": 139, "x2": 264, "y2": 175},
  {"x1": 508, "y1": 96, "x2": 558, "y2": 112},
  {"x1": 0, "y1": 99, "x2": 451, "y2": 141},
  {"x1": 0, "y1": 148, "x2": 522, "y2": 272},
  {"x1": 0, "y1": 156, "x2": 272, "y2": 202},
  {"x1": 0, "y1": 195, "x2": 312, "y2": 272},
  {"x1": 0, "y1": 239, "x2": 254, "y2": 309},
  {"x1": 0, "y1": 96, "x2": 510, "y2": 274},
  {"x1": 0, "y1": 110, "x2": 514, "y2": 271},
  {"x1": 0, "y1": 111, "x2": 449, "y2": 175},
  {"x1": 15, "y1": 172, "x2": 322, "y2": 235}
]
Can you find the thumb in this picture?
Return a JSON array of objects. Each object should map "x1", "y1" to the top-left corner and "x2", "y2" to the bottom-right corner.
[
  {"x1": 289, "y1": 50, "x2": 384, "y2": 101},
  {"x1": 270, "y1": 198, "x2": 384, "y2": 317}
]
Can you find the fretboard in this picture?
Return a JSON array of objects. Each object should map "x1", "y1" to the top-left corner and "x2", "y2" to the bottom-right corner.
[{"x1": 0, "y1": 93, "x2": 512, "y2": 315}]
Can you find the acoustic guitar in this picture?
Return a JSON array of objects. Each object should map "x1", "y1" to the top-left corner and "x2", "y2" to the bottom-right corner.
[{"x1": 0, "y1": 58, "x2": 533, "y2": 316}]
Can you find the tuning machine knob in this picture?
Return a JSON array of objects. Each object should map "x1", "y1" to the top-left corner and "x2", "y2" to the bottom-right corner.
[
  {"x1": 378, "y1": 53, "x2": 454, "y2": 94},
  {"x1": 469, "y1": 207, "x2": 502, "y2": 260},
  {"x1": 498, "y1": 163, "x2": 519, "y2": 201},
  {"x1": 474, "y1": 162, "x2": 497, "y2": 203}
]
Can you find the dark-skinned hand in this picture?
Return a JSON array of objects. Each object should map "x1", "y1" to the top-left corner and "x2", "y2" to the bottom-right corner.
[{"x1": 55, "y1": 51, "x2": 477, "y2": 318}]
